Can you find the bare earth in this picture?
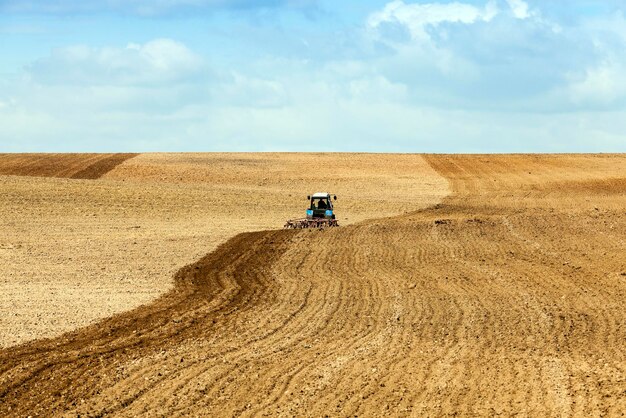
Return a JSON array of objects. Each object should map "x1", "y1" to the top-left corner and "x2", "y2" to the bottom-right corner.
[
  {"x1": 0, "y1": 153, "x2": 139, "y2": 179},
  {"x1": 0, "y1": 153, "x2": 624, "y2": 417},
  {"x1": 0, "y1": 153, "x2": 448, "y2": 347}
]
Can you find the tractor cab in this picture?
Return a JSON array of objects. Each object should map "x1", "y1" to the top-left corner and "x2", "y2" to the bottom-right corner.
[{"x1": 307, "y1": 192, "x2": 337, "y2": 220}]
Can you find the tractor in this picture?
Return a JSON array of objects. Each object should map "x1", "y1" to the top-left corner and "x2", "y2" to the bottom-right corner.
[{"x1": 284, "y1": 192, "x2": 339, "y2": 229}]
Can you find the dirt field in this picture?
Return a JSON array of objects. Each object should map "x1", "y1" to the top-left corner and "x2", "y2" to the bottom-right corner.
[
  {"x1": 0, "y1": 153, "x2": 447, "y2": 347},
  {"x1": 0, "y1": 153, "x2": 138, "y2": 179},
  {"x1": 1, "y1": 154, "x2": 625, "y2": 417}
]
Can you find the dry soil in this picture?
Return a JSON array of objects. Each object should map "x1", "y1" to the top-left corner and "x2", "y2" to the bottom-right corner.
[
  {"x1": 0, "y1": 153, "x2": 624, "y2": 417},
  {"x1": 0, "y1": 153, "x2": 447, "y2": 347}
]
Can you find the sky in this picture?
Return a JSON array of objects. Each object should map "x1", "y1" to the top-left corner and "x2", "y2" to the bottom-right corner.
[{"x1": 0, "y1": 0, "x2": 625, "y2": 152}]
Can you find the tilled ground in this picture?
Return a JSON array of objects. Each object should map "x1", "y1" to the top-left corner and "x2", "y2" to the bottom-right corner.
[
  {"x1": 0, "y1": 153, "x2": 446, "y2": 346},
  {"x1": 0, "y1": 153, "x2": 138, "y2": 179},
  {"x1": 0, "y1": 154, "x2": 624, "y2": 417}
]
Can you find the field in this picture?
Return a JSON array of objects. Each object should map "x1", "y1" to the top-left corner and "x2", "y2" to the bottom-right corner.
[{"x1": 0, "y1": 153, "x2": 624, "y2": 416}]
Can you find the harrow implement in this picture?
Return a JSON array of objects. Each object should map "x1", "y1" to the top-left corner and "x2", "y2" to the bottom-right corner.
[{"x1": 284, "y1": 218, "x2": 339, "y2": 229}]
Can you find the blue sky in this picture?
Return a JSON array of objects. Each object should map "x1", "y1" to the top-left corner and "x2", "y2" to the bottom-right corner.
[{"x1": 0, "y1": 0, "x2": 625, "y2": 152}]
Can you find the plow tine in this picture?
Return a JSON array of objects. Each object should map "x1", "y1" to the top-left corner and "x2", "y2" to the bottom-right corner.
[{"x1": 283, "y1": 218, "x2": 339, "y2": 230}]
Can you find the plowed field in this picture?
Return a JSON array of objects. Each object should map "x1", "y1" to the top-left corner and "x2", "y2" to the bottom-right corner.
[
  {"x1": 0, "y1": 153, "x2": 447, "y2": 346},
  {"x1": 1, "y1": 154, "x2": 624, "y2": 417},
  {"x1": 0, "y1": 153, "x2": 138, "y2": 179}
]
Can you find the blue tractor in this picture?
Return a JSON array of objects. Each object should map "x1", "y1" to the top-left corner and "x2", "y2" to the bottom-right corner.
[{"x1": 285, "y1": 192, "x2": 339, "y2": 229}]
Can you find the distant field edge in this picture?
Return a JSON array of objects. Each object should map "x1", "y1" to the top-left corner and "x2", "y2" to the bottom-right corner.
[{"x1": 0, "y1": 153, "x2": 140, "y2": 180}]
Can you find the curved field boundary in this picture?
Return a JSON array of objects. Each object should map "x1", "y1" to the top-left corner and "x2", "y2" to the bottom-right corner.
[
  {"x1": 0, "y1": 154, "x2": 624, "y2": 417},
  {"x1": 0, "y1": 229, "x2": 293, "y2": 416},
  {"x1": 0, "y1": 153, "x2": 139, "y2": 179}
]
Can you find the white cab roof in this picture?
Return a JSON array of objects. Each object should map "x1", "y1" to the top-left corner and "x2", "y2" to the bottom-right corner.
[{"x1": 311, "y1": 192, "x2": 331, "y2": 198}]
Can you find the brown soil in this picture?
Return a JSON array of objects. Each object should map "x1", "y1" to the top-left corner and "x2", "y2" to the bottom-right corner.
[
  {"x1": 0, "y1": 153, "x2": 446, "y2": 347},
  {"x1": 1, "y1": 154, "x2": 624, "y2": 417},
  {"x1": 0, "y1": 153, "x2": 139, "y2": 179}
]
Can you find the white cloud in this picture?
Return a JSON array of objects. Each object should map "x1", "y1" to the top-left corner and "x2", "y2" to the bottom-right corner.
[
  {"x1": 0, "y1": 95, "x2": 17, "y2": 111},
  {"x1": 26, "y1": 39, "x2": 205, "y2": 86},
  {"x1": 367, "y1": 0, "x2": 541, "y2": 42},
  {"x1": 2, "y1": 4, "x2": 626, "y2": 152},
  {"x1": 567, "y1": 61, "x2": 626, "y2": 107},
  {"x1": 215, "y1": 73, "x2": 290, "y2": 108},
  {"x1": 505, "y1": 0, "x2": 530, "y2": 19},
  {"x1": 362, "y1": 0, "x2": 626, "y2": 114},
  {"x1": 367, "y1": 0, "x2": 499, "y2": 41},
  {"x1": 347, "y1": 75, "x2": 408, "y2": 103},
  {"x1": 129, "y1": 39, "x2": 202, "y2": 72},
  {"x1": 561, "y1": 11, "x2": 626, "y2": 109}
]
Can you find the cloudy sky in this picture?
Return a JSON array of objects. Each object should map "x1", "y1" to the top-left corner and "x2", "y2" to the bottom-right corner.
[{"x1": 1, "y1": 0, "x2": 625, "y2": 152}]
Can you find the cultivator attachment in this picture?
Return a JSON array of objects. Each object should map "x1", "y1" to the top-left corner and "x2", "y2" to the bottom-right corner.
[
  {"x1": 284, "y1": 192, "x2": 339, "y2": 229},
  {"x1": 284, "y1": 218, "x2": 339, "y2": 229}
]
